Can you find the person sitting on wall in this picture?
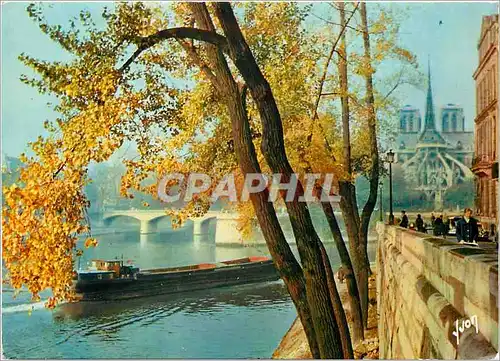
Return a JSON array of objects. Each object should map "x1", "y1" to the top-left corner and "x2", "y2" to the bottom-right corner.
[
  {"x1": 399, "y1": 210, "x2": 409, "y2": 228},
  {"x1": 456, "y1": 208, "x2": 479, "y2": 246},
  {"x1": 415, "y1": 214, "x2": 426, "y2": 233}
]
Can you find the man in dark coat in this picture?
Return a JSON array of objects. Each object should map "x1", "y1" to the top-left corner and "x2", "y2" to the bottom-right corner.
[
  {"x1": 433, "y1": 215, "x2": 444, "y2": 236},
  {"x1": 433, "y1": 215, "x2": 447, "y2": 237},
  {"x1": 456, "y1": 208, "x2": 479, "y2": 245},
  {"x1": 444, "y1": 216, "x2": 451, "y2": 236},
  {"x1": 415, "y1": 214, "x2": 426, "y2": 233},
  {"x1": 399, "y1": 210, "x2": 409, "y2": 228}
]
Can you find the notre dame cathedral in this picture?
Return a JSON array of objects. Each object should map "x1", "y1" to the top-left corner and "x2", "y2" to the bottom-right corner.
[{"x1": 395, "y1": 66, "x2": 474, "y2": 210}]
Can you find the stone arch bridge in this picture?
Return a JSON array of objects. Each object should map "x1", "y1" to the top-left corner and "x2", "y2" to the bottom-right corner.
[{"x1": 98, "y1": 210, "x2": 243, "y2": 245}]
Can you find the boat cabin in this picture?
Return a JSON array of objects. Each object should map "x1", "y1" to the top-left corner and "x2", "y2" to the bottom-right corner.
[
  {"x1": 78, "y1": 270, "x2": 116, "y2": 281},
  {"x1": 91, "y1": 259, "x2": 123, "y2": 276},
  {"x1": 77, "y1": 259, "x2": 139, "y2": 282}
]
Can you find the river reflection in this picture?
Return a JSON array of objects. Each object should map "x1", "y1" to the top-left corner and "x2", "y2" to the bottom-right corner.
[{"x1": 54, "y1": 281, "x2": 290, "y2": 321}]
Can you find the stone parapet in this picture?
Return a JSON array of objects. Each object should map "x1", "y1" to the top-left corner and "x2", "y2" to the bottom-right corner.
[{"x1": 377, "y1": 223, "x2": 498, "y2": 359}]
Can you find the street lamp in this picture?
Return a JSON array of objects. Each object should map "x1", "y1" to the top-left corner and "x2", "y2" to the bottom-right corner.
[
  {"x1": 387, "y1": 149, "x2": 395, "y2": 225},
  {"x1": 379, "y1": 182, "x2": 383, "y2": 222}
]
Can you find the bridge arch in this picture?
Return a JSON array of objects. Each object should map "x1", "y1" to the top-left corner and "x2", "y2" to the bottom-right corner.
[
  {"x1": 102, "y1": 213, "x2": 158, "y2": 234},
  {"x1": 192, "y1": 216, "x2": 217, "y2": 236},
  {"x1": 147, "y1": 214, "x2": 173, "y2": 225},
  {"x1": 102, "y1": 214, "x2": 141, "y2": 226}
]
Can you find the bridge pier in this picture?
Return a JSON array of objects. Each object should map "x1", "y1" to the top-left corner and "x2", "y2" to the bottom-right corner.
[
  {"x1": 140, "y1": 220, "x2": 157, "y2": 234},
  {"x1": 215, "y1": 215, "x2": 244, "y2": 245},
  {"x1": 193, "y1": 220, "x2": 202, "y2": 236},
  {"x1": 193, "y1": 219, "x2": 212, "y2": 236}
]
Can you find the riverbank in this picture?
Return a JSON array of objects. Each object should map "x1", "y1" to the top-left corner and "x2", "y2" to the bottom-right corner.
[{"x1": 272, "y1": 271, "x2": 379, "y2": 359}]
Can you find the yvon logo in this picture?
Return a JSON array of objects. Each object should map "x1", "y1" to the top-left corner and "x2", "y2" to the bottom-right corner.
[{"x1": 452, "y1": 315, "x2": 479, "y2": 345}]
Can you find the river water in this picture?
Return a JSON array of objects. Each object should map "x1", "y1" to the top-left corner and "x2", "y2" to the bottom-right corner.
[{"x1": 2, "y1": 220, "x2": 377, "y2": 359}]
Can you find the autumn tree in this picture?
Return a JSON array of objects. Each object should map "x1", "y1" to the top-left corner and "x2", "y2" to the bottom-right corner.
[{"x1": 2, "y1": 1, "x2": 419, "y2": 357}]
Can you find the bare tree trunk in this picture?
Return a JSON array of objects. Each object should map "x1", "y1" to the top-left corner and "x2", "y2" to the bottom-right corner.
[
  {"x1": 187, "y1": 4, "x2": 321, "y2": 357},
  {"x1": 339, "y1": 182, "x2": 368, "y2": 326},
  {"x1": 213, "y1": 3, "x2": 345, "y2": 358},
  {"x1": 303, "y1": 2, "x2": 364, "y2": 345},
  {"x1": 358, "y1": 2, "x2": 379, "y2": 278},
  {"x1": 320, "y1": 195, "x2": 364, "y2": 343},
  {"x1": 227, "y1": 87, "x2": 322, "y2": 359},
  {"x1": 319, "y1": 240, "x2": 354, "y2": 358},
  {"x1": 337, "y1": 1, "x2": 369, "y2": 327}
]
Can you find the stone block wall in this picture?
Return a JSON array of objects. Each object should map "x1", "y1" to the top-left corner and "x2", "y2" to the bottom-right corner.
[{"x1": 377, "y1": 223, "x2": 498, "y2": 359}]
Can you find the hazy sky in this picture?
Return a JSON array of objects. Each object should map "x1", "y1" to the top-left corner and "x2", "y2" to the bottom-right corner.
[{"x1": 1, "y1": 1, "x2": 498, "y2": 157}]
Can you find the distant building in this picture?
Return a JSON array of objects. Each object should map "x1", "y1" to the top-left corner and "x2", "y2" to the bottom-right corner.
[
  {"x1": 441, "y1": 104, "x2": 466, "y2": 133},
  {"x1": 397, "y1": 106, "x2": 421, "y2": 159},
  {"x1": 1, "y1": 153, "x2": 22, "y2": 175},
  {"x1": 1, "y1": 154, "x2": 23, "y2": 195},
  {"x1": 395, "y1": 65, "x2": 474, "y2": 210},
  {"x1": 472, "y1": 14, "x2": 498, "y2": 227}
]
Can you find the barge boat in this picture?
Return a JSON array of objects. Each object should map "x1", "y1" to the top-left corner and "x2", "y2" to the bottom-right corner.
[{"x1": 75, "y1": 256, "x2": 279, "y2": 301}]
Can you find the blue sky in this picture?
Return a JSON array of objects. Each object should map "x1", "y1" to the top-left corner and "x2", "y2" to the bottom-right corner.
[
  {"x1": 392, "y1": 1, "x2": 498, "y2": 131},
  {"x1": 1, "y1": 1, "x2": 498, "y2": 157}
]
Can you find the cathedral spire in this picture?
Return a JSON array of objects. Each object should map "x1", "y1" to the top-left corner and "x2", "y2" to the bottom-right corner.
[
  {"x1": 424, "y1": 58, "x2": 436, "y2": 130},
  {"x1": 417, "y1": 58, "x2": 446, "y2": 146}
]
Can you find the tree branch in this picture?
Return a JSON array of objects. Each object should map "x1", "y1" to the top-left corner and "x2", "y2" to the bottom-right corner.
[
  {"x1": 311, "y1": 2, "x2": 360, "y2": 121},
  {"x1": 320, "y1": 92, "x2": 340, "y2": 97},
  {"x1": 310, "y1": 12, "x2": 362, "y2": 33},
  {"x1": 119, "y1": 27, "x2": 229, "y2": 73},
  {"x1": 382, "y1": 70, "x2": 404, "y2": 102},
  {"x1": 176, "y1": 39, "x2": 220, "y2": 88},
  {"x1": 52, "y1": 144, "x2": 77, "y2": 179},
  {"x1": 328, "y1": 2, "x2": 359, "y2": 14},
  {"x1": 334, "y1": 48, "x2": 347, "y2": 62},
  {"x1": 305, "y1": 1, "x2": 359, "y2": 159},
  {"x1": 310, "y1": 12, "x2": 386, "y2": 35}
]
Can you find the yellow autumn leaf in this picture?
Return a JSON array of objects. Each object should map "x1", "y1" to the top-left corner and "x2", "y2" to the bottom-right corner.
[{"x1": 84, "y1": 238, "x2": 98, "y2": 248}]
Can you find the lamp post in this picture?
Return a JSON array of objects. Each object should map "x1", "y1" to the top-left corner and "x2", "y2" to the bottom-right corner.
[
  {"x1": 379, "y1": 182, "x2": 383, "y2": 222},
  {"x1": 387, "y1": 149, "x2": 395, "y2": 224}
]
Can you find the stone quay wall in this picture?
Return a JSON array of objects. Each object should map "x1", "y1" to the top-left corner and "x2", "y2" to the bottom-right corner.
[{"x1": 376, "y1": 223, "x2": 498, "y2": 359}]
